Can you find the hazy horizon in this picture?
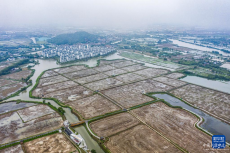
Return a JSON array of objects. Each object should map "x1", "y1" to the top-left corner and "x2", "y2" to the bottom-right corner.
[{"x1": 1, "y1": 0, "x2": 230, "y2": 30}]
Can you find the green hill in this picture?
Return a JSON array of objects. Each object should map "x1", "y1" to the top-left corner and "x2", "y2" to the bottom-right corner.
[{"x1": 47, "y1": 31, "x2": 100, "y2": 45}]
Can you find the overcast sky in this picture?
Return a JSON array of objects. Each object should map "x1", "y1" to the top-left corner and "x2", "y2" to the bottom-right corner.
[{"x1": 1, "y1": 0, "x2": 230, "y2": 30}]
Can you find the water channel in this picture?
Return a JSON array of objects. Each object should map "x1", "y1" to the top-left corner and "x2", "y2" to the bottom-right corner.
[
  {"x1": 2, "y1": 51, "x2": 230, "y2": 151},
  {"x1": 153, "y1": 94, "x2": 230, "y2": 143}
]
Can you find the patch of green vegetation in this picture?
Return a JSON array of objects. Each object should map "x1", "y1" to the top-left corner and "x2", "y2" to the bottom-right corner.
[{"x1": 48, "y1": 31, "x2": 100, "y2": 45}]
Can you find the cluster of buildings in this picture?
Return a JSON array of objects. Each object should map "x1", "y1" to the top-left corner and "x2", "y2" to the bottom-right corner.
[{"x1": 42, "y1": 44, "x2": 116, "y2": 63}]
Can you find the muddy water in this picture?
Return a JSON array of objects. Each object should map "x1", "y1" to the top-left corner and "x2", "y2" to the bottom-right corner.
[
  {"x1": 153, "y1": 94, "x2": 230, "y2": 143},
  {"x1": 180, "y1": 76, "x2": 230, "y2": 94}
]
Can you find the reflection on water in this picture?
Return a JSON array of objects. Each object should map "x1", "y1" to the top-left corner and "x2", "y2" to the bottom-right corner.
[
  {"x1": 153, "y1": 94, "x2": 230, "y2": 143},
  {"x1": 181, "y1": 76, "x2": 230, "y2": 94}
]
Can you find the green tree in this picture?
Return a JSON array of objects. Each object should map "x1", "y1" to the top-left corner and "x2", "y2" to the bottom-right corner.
[{"x1": 91, "y1": 149, "x2": 97, "y2": 153}]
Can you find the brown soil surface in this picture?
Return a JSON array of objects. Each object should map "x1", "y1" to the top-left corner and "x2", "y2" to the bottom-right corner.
[
  {"x1": 106, "y1": 125, "x2": 181, "y2": 153},
  {"x1": 103, "y1": 69, "x2": 127, "y2": 76},
  {"x1": 32, "y1": 80, "x2": 78, "y2": 97},
  {"x1": 0, "y1": 79, "x2": 17, "y2": 87},
  {"x1": 112, "y1": 60, "x2": 136, "y2": 68},
  {"x1": 134, "y1": 68, "x2": 169, "y2": 78},
  {"x1": 121, "y1": 64, "x2": 148, "y2": 72},
  {"x1": 170, "y1": 84, "x2": 230, "y2": 122},
  {"x1": 64, "y1": 69, "x2": 98, "y2": 79},
  {"x1": 54, "y1": 65, "x2": 86, "y2": 74},
  {"x1": 0, "y1": 82, "x2": 26, "y2": 99},
  {"x1": 0, "y1": 70, "x2": 31, "y2": 80},
  {"x1": 102, "y1": 79, "x2": 172, "y2": 108},
  {"x1": 0, "y1": 111, "x2": 63, "y2": 144},
  {"x1": 68, "y1": 94, "x2": 120, "y2": 119},
  {"x1": 153, "y1": 76, "x2": 187, "y2": 87},
  {"x1": 99, "y1": 59, "x2": 126, "y2": 66},
  {"x1": 85, "y1": 78, "x2": 123, "y2": 91},
  {"x1": 114, "y1": 73, "x2": 145, "y2": 83},
  {"x1": 90, "y1": 113, "x2": 139, "y2": 137},
  {"x1": 133, "y1": 102, "x2": 221, "y2": 153},
  {"x1": 165, "y1": 73, "x2": 185, "y2": 79},
  {"x1": 41, "y1": 70, "x2": 58, "y2": 78},
  {"x1": 44, "y1": 85, "x2": 93, "y2": 103},
  {"x1": 24, "y1": 133, "x2": 77, "y2": 153},
  {"x1": 0, "y1": 144, "x2": 24, "y2": 153},
  {"x1": 37, "y1": 75, "x2": 68, "y2": 87},
  {"x1": 75, "y1": 73, "x2": 108, "y2": 84},
  {"x1": 94, "y1": 64, "x2": 115, "y2": 72}
]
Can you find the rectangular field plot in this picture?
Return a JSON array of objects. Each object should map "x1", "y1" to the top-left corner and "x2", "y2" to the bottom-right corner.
[
  {"x1": 114, "y1": 73, "x2": 145, "y2": 83},
  {"x1": 0, "y1": 144, "x2": 24, "y2": 153},
  {"x1": 54, "y1": 65, "x2": 86, "y2": 74},
  {"x1": 133, "y1": 102, "x2": 214, "y2": 153},
  {"x1": 17, "y1": 105, "x2": 55, "y2": 122},
  {"x1": 106, "y1": 125, "x2": 180, "y2": 153},
  {"x1": 63, "y1": 69, "x2": 98, "y2": 79},
  {"x1": 134, "y1": 68, "x2": 169, "y2": 78},
  {"x1": 85, "y1": 78, "x2": 123, "y2": 91},
  {"x1": 37, "y1": 75, "x2": 68, "y2": 87},
  {"x1": 0, "y1": 70, "x2": 31, "y2": 80},
  {"x1": 102, "y1": 79, "x2": 173, "y2": 108},
  {"x1": 153, "y1": 76, "x2": 187, "y2": 87},
  {"x1": 41, "y1": 70, "x2": 58, "y2": 78},
  {"x1": 90, "y1": 113, "x2": 139, "y2": 137},
  {"x1": 44, "y1": 86, "x2": 93, "y2": 103},
  {"x1": 165, "y1": 73, "x2": 185, "y2": 79},
  {"x1": 75, "y1": 73, "x2": 108, "y2": 84},
  {"x1": 103, "y1": 68, "x2": 127, "y2": 76},
  {"x1": 24, "y1": 133, "x2": 77, "y2": 153},
  {"x1": 121, "y1": 64, "x2": 148, "y2": 72},
  {"x1": 112, "y1": 60, "x2": 136, "y2": 68},
  {"x1": 99, "y1": 59, "x2": 125, "y2": 66},
  {"x1": 0, "y1": 102, "x2": 36, "y2": 114},
  {"x1": 0, "y1": 79, "x2": 17, "y2": 87},
  {"x1": 170, "y1": 84, "x2": 230, "y2": 122},
  {"x1": 94, "y1": 64, "x2": 115, "y2": 72},
  {"x1": 68, "y1": 94, "x2": 120, "y2": 119},
  {"x1": 0, "y1": 112, "x2": 63, "y2": 144},
  {"x1": 32, "y1": 80, "x2": 78, "y2": 97},
  {"x1": 0, "y1": 82, "x2": 26, "y2": 100}
]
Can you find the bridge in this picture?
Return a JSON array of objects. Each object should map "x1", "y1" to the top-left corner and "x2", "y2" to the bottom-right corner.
[{"x1": 70, "y1": 121, "x2": 85, "y2": 127}]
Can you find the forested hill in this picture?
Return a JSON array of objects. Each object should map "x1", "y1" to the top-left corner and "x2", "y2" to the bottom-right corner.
[{"x1": 47, "y1": 31, "x2": 100, "y2": 45}]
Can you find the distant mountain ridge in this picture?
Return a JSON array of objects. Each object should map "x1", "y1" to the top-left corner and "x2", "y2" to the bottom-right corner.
[{"x1": 47, "y1": 31, "x2": 100, "y2": 45}]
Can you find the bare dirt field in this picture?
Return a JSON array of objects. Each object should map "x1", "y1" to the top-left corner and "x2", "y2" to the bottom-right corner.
[
  {"x1": 24, "y1": 133, "x2": 77, "y2": 153},
  {"x1": 0, "y1": 70, "x2": 31, "y2": 80},
  {"x1": 133, "y1": 102, "x2": 216, "y2": 153},
  {"x1": 0, "y1": 82, "x2": 27, "y2": 99},
  {"x1": 170, "y1": 84, "x2": 230, "y2": 122},
  {"x1": 75, "y1": 73, "x2": 108, "y2": 84},
  {"x1": 85, "y1": 78, "x2": 123, "y2": 91},
  {"x1": 64, "y1": 69, "x2": 98, "y2": 79},
  {"x1": 17, "y1": 105, "x2": 55, "y2": 122},
  {"x1": 121, "y1": 64, "x2": 148, "y2": 72},
  {"x1": 41, "y1": 70, "x2": 58, "y2": 78},
  {"x1": 33, "y1": 80, "x2": 78, "y2": 97},
  {"x1": 112, "y1": 60, "x2": 136, "y2": 68},
  {"x1": 134, "y1": 68, "x2": 169, "y2": 78},
  {"x1": 106, "y1": 125, "x2": 180, "y2": 153},
  {"x1": 0, "y1": 79, "x2": 17, "y2": 87},
  {"x1": 0, "y1": 102, "x2": 36, "y2": 114},
  {"x1": 54, "y1": 65, "x2": 86, "y2": 74},
  {"x1": 90, "y1": 113, "x2": 139, "y2": 137},
  {"x1": 44, "y1": 86, "x2": 93, "y2": 103},
  {"x1": 102, "y1": 79, "x2": 173, "y2": 108},
  {"x1": 94, "y1": 64, "x2": 115, "y2": 72},
  {"x1": 0, "y1": 111, "x2": 63, "y2": 144},
  {"x1": 0, "y1": 144, "x2": 24, "y2": 153},
  {"x1": 165, "y1": 73, "x2": 185, "y2": 79},
  {"x1": 114, "y1": 73, "x2": 145, "y2": 83},
  {"x1": 153, "y1": 76, "x2": 187, "y2": 87},
  {"x1": 68, "y1": 94, "x2": 120, "y2": 119},
  {"x1": 103, "y1": 68, "x2": 127, "y2": 76},
  {"x1": 37, "y1": 75, "x2": 68, "y2": 87},
  {"x1": 99, "y1": 59, "x2": 125, "y2": 66}
]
